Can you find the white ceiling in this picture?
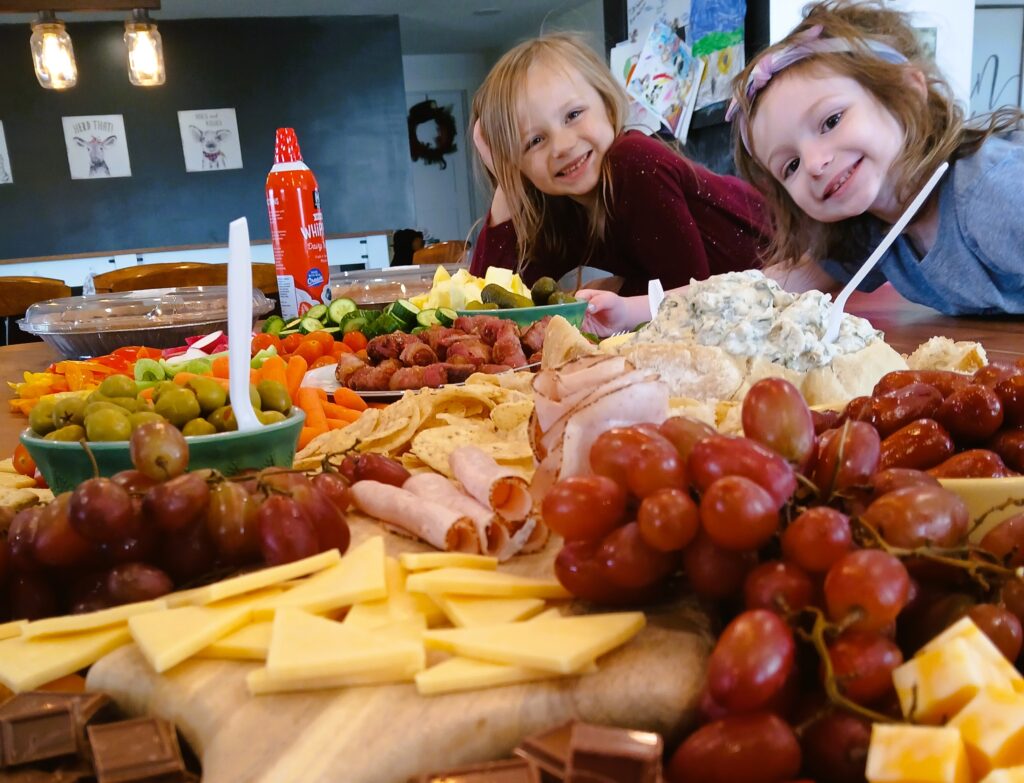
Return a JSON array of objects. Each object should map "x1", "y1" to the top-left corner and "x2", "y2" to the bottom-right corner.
[{"x1": 0, "y1": 0, "x2": 600, "y2": 54}]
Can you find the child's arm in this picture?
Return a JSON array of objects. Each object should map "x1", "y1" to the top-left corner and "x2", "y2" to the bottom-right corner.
[
  {"x1": 763, "y1": 260, "x2": 842, "y2": 295},
  {"x1": 576, "y1": 290, "x2": 652, "y2": 336}
]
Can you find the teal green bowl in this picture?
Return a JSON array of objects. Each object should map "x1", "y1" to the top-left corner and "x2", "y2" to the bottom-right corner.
[
  {"x1": 455, "y1": 300, "x2": 587, "y2": 329},
  {"x1": 20, "y1": 408, "x2": 306, "y2": 494}
]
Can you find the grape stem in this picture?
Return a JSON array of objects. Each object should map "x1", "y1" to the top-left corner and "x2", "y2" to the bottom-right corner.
[
  {"x1": 78, "y1": 438, "x2": 100, "y2": 480},
  {"x1": 970, "y1": 496, "x2": 1024, "y2": 536}
]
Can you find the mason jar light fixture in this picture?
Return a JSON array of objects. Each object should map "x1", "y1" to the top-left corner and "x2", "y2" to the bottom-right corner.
[
  {"x1": 29, "y1": 10, "x2": 77, "y2": 90},
  {"x1": 124, "y1": 8, "x2": 165, "y2": 86}
]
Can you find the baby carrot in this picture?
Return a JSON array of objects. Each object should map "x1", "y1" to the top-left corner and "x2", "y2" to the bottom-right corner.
[
  {"x1": 326, "y1": 419, "x2": 352, "y2": 430},
  {"x1": 285, "y1": 355, "x2": 308, "y2": 400},
  {"x1": 173, "y1": 372, "x2": 230, "y2": 390},
  {"x1": 297, "y1": 426, "x2": 322, "y2": 449},
  {"x1": 211, "y1": 355, "x2": 231, "y2": 379},
  {"x1": 315, "y1": 388, "x2": 328, "y2": 402},
  {"x1": 260, "y1": 355, "x2": 288, "y2": 389},
  {"x1": 322, "y1": 401, "x2": 363, "y2": 423},
  {"x1": 333, "y1": 387, "x2": 368, "y2": 412},
  {"x1": 297, "y1": 387, "x2": 328, "y2": 432}
]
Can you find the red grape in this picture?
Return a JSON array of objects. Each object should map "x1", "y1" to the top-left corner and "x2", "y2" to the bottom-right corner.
[
  {"x1": 7, "y1": 506, "x2": 43, "y2": 573},
  {"x1": 542, "y1": 476, "x2": 627, "y2": 541},
  {"x1": 311, "y1": 472, "x2": 351, "y2": 513},
  {"x1": 781, "y1": 506, "x2": 852, "y2": 573},
  {"x1": 800, "y1": 711, "x2": 871, "y2": 783},
  {"x1": 668, "y1": 712, "x2": 801, "y2": 783},
  {"x1": 637, "y1": 488, "x2": 699, "y2": 552},
  {"x1": 110, "y1": 469, "x2": 158, "y2": 495},
  {"x1": 824, "y1": 550, "x2": 910, "y2": 632},
  {"x1": 33, "y1": 493, "x2": 93, "y2": 568},
  {"x1": 861, "y1": 485, "x2": 969, "y2": 548},
  {"x1": 812, "y1": 421, "x2": 880, "y2": 498},
  {"x1": 257, "y1": 495, "x2": 319, "y2": 565},
  {"x1": 743, "y1": 560, "x2": 813, "y2": 615},
  {"x1": 590, "y1": 427, "x2": 686, "y2": 498},
  {"x1": 811, "y1": 408, "x2": 841, "y2": 435},
  {"x1": 206, "y1": 480, "x2": 261, "y2": 563},
  {"x1": 682, "y1": 533, "x2": 757, "y2": 599},
  {"x1": 979, "y1": 514, "x2": 1024, "y2": 567},
  {"x1": 967, "y1": 603, "x2": 1023, "y2": 662},
  {"x1": 869, "y1": 467, "x2": 940, "y2": 499},
  {"x1": 129, "y1": 420, "x2": 189, "y2": 481},
  {"x1": 158, "y1": 520, "x2": 216, "y2": 583},
  {"x1": 352, "y1": 453, "x2": 410, "y2": 487},
  {"x1": 106, "y1": 562, "x2": 173, "y2": 604},
  {"x1": 689, "y1": 435, "x2": 796, "y2": 508},
  {"x1": 999, "y1": 579, "x2": 1024, "y2": 626},
  {"x1": 291, "y1": 483, "x2": 351, "y2": 555},
  {"x1": 596, "y1": 521, "x2": 677, "y2": 589},
  {"x1": 8, "y1": 573, "x2": 58, "y2": 620},
  {"x1": 741, "y1": 378, "x2": 815, "y2": 467},
  {"x1": 826, "y1": 631, "x2": 903, "y2": 704},
  {"x1": 142, "y1": 472, "x2": 211, "y2": 532},
  {"x1": 707, "y1": 609, "x2": 795, "y2": 713},
  {"x1": 69, "y1": 478, "x2": 139, "y2": 544},
  {"x1": 659, "y1": 415, "x2": 715, "y2": 464},
  {"x1": 699, "y1": 476, "x2": 779, "y2": 551},
  {"x1": 554, "y1": 539, "x2": 658, "y2": 605}
]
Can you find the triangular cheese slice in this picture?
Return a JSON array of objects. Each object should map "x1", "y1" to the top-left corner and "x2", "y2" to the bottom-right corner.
[
  {"x1": 0, "y1": 625, "x2": 131, "y2": 692},
  {"x1": 254, "y1": 537, "x2": 387, "y2": 620},
  {"x1": 196, "y1": 548, "x2": 341, "y2": 604},
  {"x1": 422, "y1": 612, "x2": 645, "y2": 674},
  {"x1": 432, "y1": 595, "x2": 545, "y2": 628},
  {"x1": 399, "y1": 552, "x2": 498, "y2": 572},
  {"x1": 22, "y1": 599, "x2": 166, "y2": 639},
  {"x1": 0, "y1": 620, "x2": 27, "y2": 641},
  {"x1": 416, "y1": 656, "x2": 598, "y2": 696},
  {"x1": 405, "y1": 568, "x2": 571, "y2": 600},
  {"x1": 247, "y1": 656, "x2": 421, "y2": 696},
  {"x1": 197, "y1": 621, "x2": 272, "y2": 660},
  {"x1": 266, "y1": 608, "x2": 424, "y2": 681}
]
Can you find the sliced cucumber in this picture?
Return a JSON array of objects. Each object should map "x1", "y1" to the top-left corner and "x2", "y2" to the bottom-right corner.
[
  {"x1": 341, "y1": 316, "x2": 368, "y2": 335},
  {"x1": 278, "y1": 328, "x2": 300, "y2": 337},
  {"x1": 283, "y1": 317, "x2": 303, "y2": 331},
  {"x1": 390, "y1": 299, "x2": 420, "y2": 326},
  {"x1": 416, "y1": 308, "x2": 441, "y2": 327},
  {"x1": 322, "y1": 326, "x2": 340, "y2": 335},
  {"x1": 328, "y1": 297, "x2": 357, "y2": 325},
  {"x1": 306, "y1": 304, "x2": 329, "y2": 323},
  {"x1": 410, "y1": 325, "x2": 428, "y2": 335},
  {"x1": 373, "y1": 311, "x2": 404, "y2": 335},
  {"x1": 435, "y1": 307, "x2": 458, "y2": 327},
  {"x1": 261, "y1": 315, "x2": 285, "y2": 335},
  {"x1": 299, "y1": 317, "x2": 324, "y2": 334}
]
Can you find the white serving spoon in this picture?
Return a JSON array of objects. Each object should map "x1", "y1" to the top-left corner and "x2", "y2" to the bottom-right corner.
[
  {"x1": 226, "y1": 217, "x2": 261, "y2": 432},
  {"x1": 822, "y1": 162, "x2": 949, "y2": 344},
  {"x1": 648, "y1": 278, "x2": 665, "y2": 321}
]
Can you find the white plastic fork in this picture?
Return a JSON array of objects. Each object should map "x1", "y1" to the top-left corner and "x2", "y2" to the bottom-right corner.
[{"x1": 822, "y1": 162, "x2": 949, "y2": 344}]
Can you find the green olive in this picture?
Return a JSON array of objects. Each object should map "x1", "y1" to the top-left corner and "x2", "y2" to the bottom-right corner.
[
  {"x1": 98, "y1": 374, "x2": 138, "y2": 399},
  {"x1": 207, "y1": 405, "x2": 238, "y2": 432},
  {"x1": 84, "y1": 401, "x2": 125, "y2": 419},
  {"x1": 256, "y1": 380, "x2": 292, "y2": 414},
  {"x1": 51, "y1": 396, "x2": 87, "y2": 429},
  {"x1": 84, "y1": 408, "x2": 132, "y2": 442},
  {"x1": 182, "y1": 418, "x2": 217, "y2": 437},
  {"x1": 154, "y1": 388, "x2": 201, "y2": 428},
  {"x1": 257, "y1": 410, "x2": 287, "y2": 425},
  {"x1": 44, "y1": 424, "x2": 86, "y2": 441},
  {"x1": 108, "y1": 396, "x2": 140, "y2": 413},
  {"x1": 85, "y1": 391, "x2": 110, "y2": 406},
  {"x1": 129, "y1": 411, "x2": 165, "y2": 431},
  {"x1": 187, "y1": 377, "x2": 227, "y2": 415},
  {"x1": 151, "y1": 381, "x2": 179, "y2": 403},
  {"x1": 249, "y1": 384, "x2": 263, "y2": 412},
  {"x1": 28, "y1": 398, "x2": 58, "y2": 436}
]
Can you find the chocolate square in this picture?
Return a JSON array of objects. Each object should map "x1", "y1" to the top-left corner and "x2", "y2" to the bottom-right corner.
[
  {"x1": 87, "y1": 717, "x2": 187, "y2": 783},
  {"x1": 411, "y1": 758, "x2": 540, "y2": 782},
  {"x1": 513, "y1": 720, "x2": 575, "y2": 782},
  {"x1": 565, "y1": 723, "x2": 662, "y2": 783},
  {"x1": 0, "y1": 702, "x2": 78, "y2": 768}
]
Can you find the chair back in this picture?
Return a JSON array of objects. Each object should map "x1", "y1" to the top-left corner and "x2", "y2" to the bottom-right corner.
[
  {"x1": 92, "y1": 262, "x2": 279, "y2": 295},
  {"x1": 412, "y1": 241, "x2": 469, "y2": 266},
  {"x1": 0, "y1": 276, "x2": 73, "y2": 318}
]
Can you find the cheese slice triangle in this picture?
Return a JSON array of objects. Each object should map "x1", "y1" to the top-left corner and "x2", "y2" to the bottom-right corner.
[
  {"x1": 422, "y1": 612, "x2": 645, "y2": 674},
  {"x1": 415, "y1": 654, "x2": 596, "y2": 696},
  {"x1": 247, "y1": 655, "x2": 421, "y2": 695},
  {"x1": 254, "y1": 537, "x2": 387, "y2": 620},
  {"x1": 22, "y1": 599, "x2": 167, "y2": 639},
  {"x1": 343, "y1": 558, "x2": 440, "y2": 630},
  {"x1": 197, "y1": 621, "x2": 273, "y2": 660},
  {"x1": 0, "y1": 620, "x2": 27, "y2": 641},
  {"x1": 432, "y1": 595, "x2": 545, "y2": 628},
  {"x1": 405, "y1": 568, "x2": 571, "y2": 600},
  {"x1": 266, "y1": 608, "x2": 424, "y2": 681},
  {"x1": 399, "y1": 552, "x2": 498, "y2": 572},
  {"x1": 0, "y1": 625, "x2": 131, "y2": 692},
  {"x1": 196, "y1": 548, "x2": 341, "y2": 605}
]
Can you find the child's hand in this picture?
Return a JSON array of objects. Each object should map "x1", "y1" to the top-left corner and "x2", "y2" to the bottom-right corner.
[
  {"x1": 473, "y1": 120, "x2": 495, "y2": 176},
  {"x1": 576, "y1": 291, "x2": 649, "y2": 337}
]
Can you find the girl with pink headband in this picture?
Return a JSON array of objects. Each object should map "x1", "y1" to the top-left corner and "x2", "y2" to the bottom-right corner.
[{"x1": 729, "y1": 0, "x2": 1024, "y2": 315}]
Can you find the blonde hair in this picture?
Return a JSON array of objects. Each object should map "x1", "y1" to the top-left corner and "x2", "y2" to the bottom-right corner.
[
  {"x1": 731, "y1": 0, "x2": 1023, "y2": 268},
  {"x1": 471, "y1": 33, "x2": 629, "y2": 273}
]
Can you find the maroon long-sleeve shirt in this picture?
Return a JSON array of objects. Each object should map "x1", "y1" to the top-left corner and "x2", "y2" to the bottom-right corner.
[{"x1": 470, "y1": 131, "x2": 771, "y2": 296}]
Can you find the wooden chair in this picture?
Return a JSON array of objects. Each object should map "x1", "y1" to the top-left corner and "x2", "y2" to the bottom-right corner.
[
  {"x1": 0, "y1": 275, "x2": 73, "y2": 346},
  {"x1": 92, "y1": 262, "x2": 279, "y2": 295},
  {"x1": 412, "y1": 241, "x2": 469, "y2": 266}
]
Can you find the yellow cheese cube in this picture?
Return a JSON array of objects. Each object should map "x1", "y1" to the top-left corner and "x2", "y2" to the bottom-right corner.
[
  {"x1": 948, "y1": 687, "x2": 1024, "y2": 777},
  {"x1": 0, "y1": 625, "x2": 131, "y2": 692},
  {"x1": 867, "y1": 724, "x2": 970, "y2": 783},
  {"x1": 422, "y1": 612, "x2": 645, "y2": 674},
  {"x1": 432, "y1": 264, "x2": 451, "y2": 287},
  {"x1": 921, "y1": 617, "x2": 1024, "y2": 693},
  {"x1": 405, "y1": 568, "x2": 571, "y2": 600},
  {"x1": 197, "y1": 621, "x2": 273, "y2": 661},
  {"x1": 22, "y1": 599, "x2": 166, "y2": 639},
  {"x1": 398, "y1": 552, "x2": 498, "y2": 572},
  {"x1": 432, "y1": 595, "x2": 546, "y2": 628},
  {"x1": 980, "y1": 767, "x2": 1024, "y2": 783},
  {"x1": 893, "y1": 638, "x2": 1011, "y2": 723},
  {"x1": 484, "y1": 266, "x2": 515, "y2": 291}
]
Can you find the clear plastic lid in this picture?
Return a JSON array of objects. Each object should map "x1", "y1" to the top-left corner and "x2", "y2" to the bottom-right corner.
[
  {"x1": 330, "y1": 264, "x2": 466, "y2": 306},
  {"x1": 19, "y1": 286, "x2": 274, "y2": 335}
]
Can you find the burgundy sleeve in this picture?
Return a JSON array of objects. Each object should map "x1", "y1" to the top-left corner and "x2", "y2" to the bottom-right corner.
[{"x1": 469, "y1": 215, "x2": 517, "y2": 278}]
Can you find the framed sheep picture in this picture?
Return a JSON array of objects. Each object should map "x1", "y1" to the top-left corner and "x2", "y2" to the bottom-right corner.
[
  {"x1": 177, "y1": 108, "x2": 243, "y2": 173},
  {"x1": 61, "y1": 115, "x2": 132, "y2": 180}
]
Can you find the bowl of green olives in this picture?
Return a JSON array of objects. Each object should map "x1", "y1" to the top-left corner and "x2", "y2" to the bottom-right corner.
[{"x1": 20, "y1": 372, "x2": 305, "y2": 493}]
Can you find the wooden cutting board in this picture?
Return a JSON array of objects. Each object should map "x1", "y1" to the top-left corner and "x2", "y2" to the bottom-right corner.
[{"x1": 87, "y1": 518, "x2": 713, "y2": 783}]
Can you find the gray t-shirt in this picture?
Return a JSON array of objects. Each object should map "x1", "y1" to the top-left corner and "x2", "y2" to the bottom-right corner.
[{"x1": 823, "y1": 131, "x2": 1024, "y2": 315}]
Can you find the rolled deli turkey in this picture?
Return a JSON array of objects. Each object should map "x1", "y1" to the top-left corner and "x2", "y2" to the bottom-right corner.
[
  {"x1": 448, "y1": 445, "x2": 532, "y2": 524},
  {"x1": 349, "y1": 480, "x2": 479, "y2": 553}
]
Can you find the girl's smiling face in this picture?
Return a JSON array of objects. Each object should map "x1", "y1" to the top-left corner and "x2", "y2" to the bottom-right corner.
[
  {"x1": 516, "y1": 58, "x2": 615, "y2": 203},
  {"x1": 749, "y1": 68, "x2": 906, "y2": 224}
]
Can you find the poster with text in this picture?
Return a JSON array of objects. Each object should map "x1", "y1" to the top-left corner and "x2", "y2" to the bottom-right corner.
[
  {"x1": 177, "y1": 108, "x2": 243, "y2": 172},
  {"x1": 0, "y1": 121, "x2": 12, "y2": 185},
  {"x1": 62, "y1": 115, "x2": 132, "y2": 179},
  {"x1": 627, "y1": 20, "x2": 705, "y2": 142}
]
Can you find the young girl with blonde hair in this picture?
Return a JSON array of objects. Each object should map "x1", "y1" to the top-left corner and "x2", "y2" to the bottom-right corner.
[
  {"x1": 729, "y1": 0, "x2": 1024, "y2": 315},
  {"x1": 469, "y1": 33, "x2": 771, "y2": 333}
]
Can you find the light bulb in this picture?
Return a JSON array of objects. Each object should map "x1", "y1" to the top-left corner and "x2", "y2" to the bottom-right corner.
[
  {"x1": 30, "y1": 13, "x2": 77, "y2": 90},
  {"x1": 125, "y1": 10, "x2": 165, "y2": 87}
]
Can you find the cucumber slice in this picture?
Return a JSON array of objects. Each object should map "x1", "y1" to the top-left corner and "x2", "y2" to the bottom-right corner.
[
  {"x1": 299, "y1": 317, "x2": 324, "y2": 334},
  {"x1": 261, "y1": 315, "x2": 285, "y2": 335},
  {"x1": 410, "y1": 325, "x2": 428, "y2": 335},
  {"x1": 328, "y1": 298, "x2": 357, "y2": 325},
  {"x1": 435, "y1": 307, "x2": 458, "y2": 327},
  {"x1": 306, "y1": 304, "x2": 329, "y2": 323},
  {"x1": 390, "y1": 299, "x2": 420, "y2": 326},
  {"x1": 283, "y1": 317, "x2": 303, "y2": 331},
  {"x1": 416, "y1": 309, "x2": 441, "y2": 327},
  {"x1": 322, "y1": 326, "x2": 340, "y2": 335},
  {"x1": 278, "y1": 329, "x2": 300, "y2": 337},
  {"x1": 373, "y1": 312, "x2": 404, "y2": 335},
  {"x1": 341, "y1": 316, "x2": 368, "y2": 335}
]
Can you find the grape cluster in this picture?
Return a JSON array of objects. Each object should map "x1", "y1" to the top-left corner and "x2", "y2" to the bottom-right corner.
[
  {"x1": 540, "y1": 375, "x2": 1024, "y2": 783},
  {"x1": 0, "y1": 421, "x2": 352, "y2": 621}
]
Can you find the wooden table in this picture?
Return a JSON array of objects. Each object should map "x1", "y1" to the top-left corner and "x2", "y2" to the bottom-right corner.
[{"x1": 0, "y1": 287, "x2": 1021, "y2": 458}]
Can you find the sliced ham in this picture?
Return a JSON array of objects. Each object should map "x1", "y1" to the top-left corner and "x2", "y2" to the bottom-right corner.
[
  {"x1": 349, "y1": 480, "x2": 479, "y2": 553},
  {"x1": 402, "y1": 472, "x2": 509, "y2": 557},
  {"x1": 533, "y1": 355, "x2": 630, "y2": 431},
  {"x1": 449, "y1": 445, "x2": 532, "y2": 524}
]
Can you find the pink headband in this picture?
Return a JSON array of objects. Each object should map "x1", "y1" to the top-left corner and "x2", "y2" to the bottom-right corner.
[{"x1": 726, "y1": 24, "x2": 909, "y2": 153}]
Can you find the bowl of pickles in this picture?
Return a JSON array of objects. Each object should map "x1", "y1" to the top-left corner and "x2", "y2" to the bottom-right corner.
[
  {"x1": 19, "y1": 372, "x2": 304, "y2": 493},
  {"x1": 455, "y1": 276, "x2": 587, "y2": 329}
]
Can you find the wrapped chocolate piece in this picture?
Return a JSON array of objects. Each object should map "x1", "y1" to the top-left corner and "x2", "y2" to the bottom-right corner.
[
  {"x1": 87, "y1": 717, "x2": 188, "y2": 783},
  {"x1": 409, "y1": 758, "x2": 540, "y2": 782},
  {"x1": 565, "y1": 723, "x2": 663, "y2": 783},
  {"x1": 0, "y1": 691, "x2": 114, "y2": 768}
]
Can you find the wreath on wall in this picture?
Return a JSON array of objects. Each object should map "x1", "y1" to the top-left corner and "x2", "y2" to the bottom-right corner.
[{"x1": 408, "y1": 99, "x2": 458, "y2": 170}]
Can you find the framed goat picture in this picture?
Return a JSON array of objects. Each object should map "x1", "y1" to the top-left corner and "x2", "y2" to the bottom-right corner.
[
  {"x1": 177, "y1": 108, "x2": 243, "y2": 173},
  {"x1": 0, "y1": 121, "x2": 12, "y2": 185},
  {"x1": 62, "y1": 115, "x2": 132, "y2": 180}
]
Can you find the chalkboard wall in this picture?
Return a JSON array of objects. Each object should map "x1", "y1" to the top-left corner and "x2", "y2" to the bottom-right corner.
[{"x1": 0, "y1": 16, "x2": 415, "y2": 261}]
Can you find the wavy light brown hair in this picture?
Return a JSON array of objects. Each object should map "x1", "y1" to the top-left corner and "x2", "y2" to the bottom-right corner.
[
  {"x1": 731, "y1": 0, "x2": 1023, "y2": 268},
  {"x1": 471, "y1": 33, "x2": 629, "y2": 274}
]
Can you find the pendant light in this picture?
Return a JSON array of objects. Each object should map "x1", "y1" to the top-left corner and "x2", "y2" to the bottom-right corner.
[
  {"x1": 124, "y1": 8, "x2": 165, "y2": 86},
  {"x1": 29, "y1": 10, "x2": 77, "y2": 90}
]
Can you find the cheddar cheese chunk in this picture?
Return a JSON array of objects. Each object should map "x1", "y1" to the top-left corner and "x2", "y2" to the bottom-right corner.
[
  {"x1": 948, "y1": 687, "x2": 1024, "y2": 778},
  {"x1": 920, "y1": 617, "x2": 1024, "y2": 693},
  {"x1": 980, "y1": 767, "x2": 1024, "y2": 783},
  {"x1": 866, "y1": 724, "x2": 970, "y2": 783}
]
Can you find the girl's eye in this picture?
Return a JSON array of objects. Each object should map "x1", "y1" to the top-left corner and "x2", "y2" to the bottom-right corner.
[
  {"x1": 783, "y1": 158, "x2": 800, "y2": 179},
  {"x1": 823, "y1": 112, "x2": 842, "y2": 131},
  {"x1": 566, "y1": 109, "x2": 583, "y2": 122},
  {"x1": 525, "y1": 135, "x2": 543, "y2": 151}
]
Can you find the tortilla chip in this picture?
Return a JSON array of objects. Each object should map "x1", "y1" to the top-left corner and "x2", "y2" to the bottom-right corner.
[
  {"x1": 541, "y1": 315, "x2": 598, "y2": 369},
  {"x1": 410, "y1": 423, "x2": 533, "y2": 478},
  {"x1": 491, "y1": 400, "x2": 533, "y2": 431}
]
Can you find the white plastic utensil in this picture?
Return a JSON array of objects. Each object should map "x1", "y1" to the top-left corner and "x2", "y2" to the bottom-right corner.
[
  {"x1": 227, "y1": 217, "x2": 261, "y2": 432},
  {"x1": 822, "y1": 162, "x2": 949, "y2": 344},
  {"x1": 648, "y1": 278, "x2": 665, "y2": 320}
]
